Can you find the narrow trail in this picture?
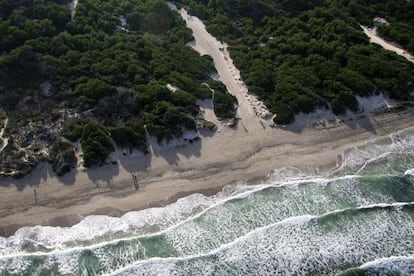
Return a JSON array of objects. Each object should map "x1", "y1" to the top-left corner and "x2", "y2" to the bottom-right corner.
[
  {"x1": 0, "y1": 117, "x2": 8, "y2": 153},
  {"x1": 360, "y1": 25, "x2": 414, "y2": 64},
  {"x1": 2, "y1": 1, "x2": 414, "y2": 240},
  {"x1": 171, "y1": 5, "x2": 270, "y2": 133},
  {"x1": 70, "y1": 0, "x2": 79, "y2": 19}
]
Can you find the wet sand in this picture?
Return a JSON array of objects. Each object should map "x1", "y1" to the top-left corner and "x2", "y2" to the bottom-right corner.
[
  {"x1": 1, "y1": 108, "x2": 414, "y2": 236},
  {"x1": 1, "y1": 8, "x2": 414, "y2": 237}
]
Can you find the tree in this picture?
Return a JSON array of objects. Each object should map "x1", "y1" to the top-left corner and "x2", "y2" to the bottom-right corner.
[
  {"x1": 75, "y1": 79, "x2": 116, "y2": 101},
  {"x1": 272, "y1": 104, "x2": 295, "y2": 125},
  {"x1": 126, "y1": 11, "x2": 141, "y2": 31},
  {"x1": 81, "y1": 123, "x2": 114, "y2": 167}
]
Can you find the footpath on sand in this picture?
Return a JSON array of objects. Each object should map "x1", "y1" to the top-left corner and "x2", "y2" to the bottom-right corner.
[
  {"x1": 360, "y1": 25, "x2": 414, "y2": 64},
  {"x1": 1, "y1": 8, "x2": 414, "y2": 237}
]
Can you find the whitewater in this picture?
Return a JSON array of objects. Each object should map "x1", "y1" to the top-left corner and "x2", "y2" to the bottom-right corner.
[
  {"x1": 1, "y1": 5, "x2": 414, "y2": 275},
  {"x1": 1, "y1": 127, "x2": 414, "y2": 275}
]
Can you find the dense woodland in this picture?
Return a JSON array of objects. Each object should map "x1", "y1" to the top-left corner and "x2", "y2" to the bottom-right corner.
[
  {"x1": 176, "y1": 0, "x2": 414, "y2": 124},
  {"x1": 343, "y1": 0, "x2": 414, "y2": 55},
  {"x1": 0, "y1": 0, "x2": 413, "y2": 176},
  {"x1": 0, "y1": 0, "x2": 235, "y2": 175}
]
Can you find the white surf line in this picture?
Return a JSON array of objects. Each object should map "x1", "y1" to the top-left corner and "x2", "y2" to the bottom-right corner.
[
  {"x1": 0, "y1": 117, "x2": 8, "y2": 153},
  {"x1": 110, "y1": 201, "x2": 414, "y2": 275},
  {"x1": 329, "y1": 126, "x2": 414, "y2": 177},
  {"x1": 109, "y1": 215, "x2": 316, "y2": 275},
  {"x1": 359, "y1": 255, "x2": 414, "y2": 269},
  {"x1": 0, "y1": 174, "x2": 370, "y2": 260},
  {"x1": 360, "y1": 25, "x2": 414, "y2": 64},
  {"x1": 168, "y1": 3, "x2": 270, "y2": 132},
  {"x1": 355, "y1": 151, "x2": 393, "y2": 175}
]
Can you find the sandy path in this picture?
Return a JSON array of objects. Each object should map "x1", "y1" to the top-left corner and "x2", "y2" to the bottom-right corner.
[
  {"x1": 0, "y1": 118, "x2": 8, "y2": 153},
  {"x1": 176, "y1": 6, "x2": 269, "y2": 133},
  {"x1": 361, "y1": 25, "x2": 414, "y2": 63},
  {"x1": 70, "y1": 0, "x2": 79, "y2": 19},
  {"x1": 1, "y1": 9, "x2": 414, "y2": 236}
]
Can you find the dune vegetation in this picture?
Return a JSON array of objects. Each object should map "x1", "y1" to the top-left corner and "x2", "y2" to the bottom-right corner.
[
  {"x1": 0, "y1": 0, "x2": 236, "y2": 174},
  {"x1": 176, "y1": 0, "x2": 414, "y2": 124}
]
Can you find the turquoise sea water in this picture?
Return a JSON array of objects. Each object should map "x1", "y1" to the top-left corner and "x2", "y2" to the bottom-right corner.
[{"x1": 1, "y1": 127, "x2": 414, "y2": 275}]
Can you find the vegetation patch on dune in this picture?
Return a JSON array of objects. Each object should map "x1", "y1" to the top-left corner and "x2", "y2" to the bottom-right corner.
[
  {"x1": 177, "y1": 0, "x2": 414, "y2": 124},
  {"x1": 0, "y1": 0, "x2": 234, "y2": 176}
]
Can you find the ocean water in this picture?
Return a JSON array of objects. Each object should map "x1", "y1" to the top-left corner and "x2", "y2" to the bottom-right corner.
[{"x1": 1, "y1": 127, "x2": 414, "y2": 275}]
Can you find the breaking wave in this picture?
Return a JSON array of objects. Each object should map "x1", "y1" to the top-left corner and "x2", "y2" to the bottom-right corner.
[{"x1": 1, "y1": 128, "x2": 414, "y2": 275}]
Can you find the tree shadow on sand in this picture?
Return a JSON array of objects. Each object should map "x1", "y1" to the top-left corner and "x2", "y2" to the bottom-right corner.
[
  {"x1": 148, "y1": 135, "x2": 202, "y2": 166},
  {"x1": 341, "y1": 115, "x2": 377, "y2": 134},
  {"x1": 199, "y1": 128, "x2": 216, "y2": 138},
  {"x1": 279, "y1": 110, "x2": 378, "y2": 135},
  {"x1": 197, "y1": 99, "x2": 221, "y2": 137},
  {"x1": 0, "y1": 162, "x2": 76, "y2": 191},
  {"x1": 86, "y1": 160, "x2": 120, "y2": 187},
  {"x1": 232, "y1": 119, "x2": 249, "y2": 133},
  {"x1": 117, "y1": 149, "x2": 152, "y2": 175}
]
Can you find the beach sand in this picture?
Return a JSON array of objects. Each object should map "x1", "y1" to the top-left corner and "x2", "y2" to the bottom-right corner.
[
  {"x1": 1, "y1": 108, "x2": 413, "y2": 236},
  {"x1": 1, "y1": 8, "x2": 414, "y2": 236}
]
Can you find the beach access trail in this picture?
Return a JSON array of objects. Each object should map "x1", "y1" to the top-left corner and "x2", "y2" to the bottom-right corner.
[
  {"x1": 361, "y1": 25, "x2": 414, "y2": 64},
  {"x1": 70, "y1": 0, "x2": 79, "y2": 19},
  {"x1": 1, "y1": 8, "x2": 414, "y2": 236},
  {"x1": 0, "y1": 118, "x2": 8, "y2": 153},
  {"x1": 177, "y1": 7, "x2": 269, "y2": 133}
]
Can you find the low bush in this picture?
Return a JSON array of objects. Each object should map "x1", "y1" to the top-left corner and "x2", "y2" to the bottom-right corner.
[{"x1": 81, "y1": 122, "x2": 114, "y2": 167}]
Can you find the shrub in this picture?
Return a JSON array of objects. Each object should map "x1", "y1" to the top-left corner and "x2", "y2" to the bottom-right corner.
[
  {"x1": 81, "y1": 122, "x2": 114, "y2": 167},
  {"x1": 75, "y1": 79, "x2": 116, "y2": 102},
  {"x1": 214, "y1": 91, "x2": 237, "y2": 119},
  {"x1": 272, "y1": 104, "x2": 295, "y2": 125},
  {"x1": 48, "y1": 138, "x2": 77, "y2": 176},
  {"x1": 110, "y1": 126, "x2": 147, "y2": 151}
]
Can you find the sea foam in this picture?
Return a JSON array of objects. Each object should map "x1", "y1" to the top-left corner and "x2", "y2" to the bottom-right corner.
[
  {"x1": 330, "y1": 126, "x2": 414, "y2": 176},
  {"x1": 112, "y1": 203, "x2": 414, "y2": 275},
  {"x1": 405, "y1": 168, "x2": 414, "y2": 176},
  {"x1": 2, "y1": 128, "x2": 414, "y2": 275}
]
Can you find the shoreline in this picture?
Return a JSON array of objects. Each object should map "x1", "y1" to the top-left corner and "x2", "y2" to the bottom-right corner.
[
  {"x1": 0, "y1": 186, "x2": 224, "y2": 237},
  {"x1": 1, "y1": 108, "x2": 414, "y2": 237},
  {"x1": 1, "y1": 8, "x2": 414, "y2": 238}
]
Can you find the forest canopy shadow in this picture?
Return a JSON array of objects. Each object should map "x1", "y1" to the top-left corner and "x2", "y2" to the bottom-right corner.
[
  {"x1": 117, "y1": 149, "x2": 152, "y2": 174},
  {"x1": 0, "y1": 162, "x2": 76, "y2": 191},
  {"x1": 280, "y1": 110, "x2": 378, "y2": 134},
  {"x1": 149, "y1": 135, "x2": 202, "y2": 166},
  {"x1": 86, "y1": 161, "x2": 119, "y2": 187}
]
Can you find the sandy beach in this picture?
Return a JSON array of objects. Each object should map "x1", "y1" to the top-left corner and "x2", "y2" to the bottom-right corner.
[
  {"x1": 1, "y1": 105, "x2": 413, "y2": 236},
  {"x1": 1, "y1": 8, "x2": 414, "y2": 237}
]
